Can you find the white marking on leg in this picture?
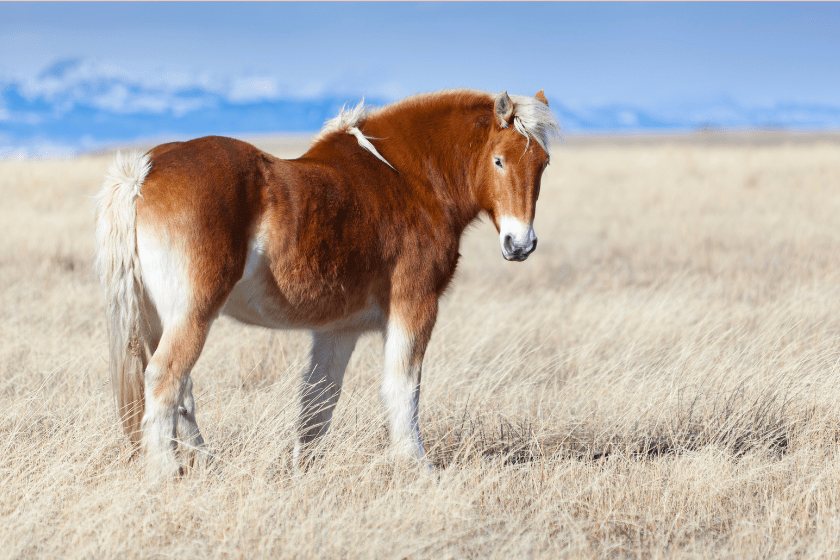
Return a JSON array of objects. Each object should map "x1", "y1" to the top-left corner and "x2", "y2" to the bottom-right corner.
[
  {"x1": 381, "y1": 319, "x2": 425, "y2": 461},
  {"x1": 176, "y1": 376, "x2": 209, "y2": 467},
  {"x1": 136, "y1": 230, "x2": 208, "y2": 478},
  {"x1": 141, "y1": 360, "x2": 181, "y2": 479}
]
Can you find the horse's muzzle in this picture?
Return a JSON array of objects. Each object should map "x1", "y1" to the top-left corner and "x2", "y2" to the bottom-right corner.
[
  {"x1": 501, "y1": 234, "x2": 537, "y2": 261},
  {"x1": 498, "y1": 216, "x2": 538, "y2": 262}
]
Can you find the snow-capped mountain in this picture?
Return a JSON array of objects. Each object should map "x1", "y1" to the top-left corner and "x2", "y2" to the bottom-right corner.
[
  {"x1": 2, "y1": 60, "x2": 839, "y2": 158},
  {"x1": 552, "y1": 97, "x2": 840, "y2": 132},
  {"x1": 0, "y1": 59, "x2": 384, "y2": 157}
]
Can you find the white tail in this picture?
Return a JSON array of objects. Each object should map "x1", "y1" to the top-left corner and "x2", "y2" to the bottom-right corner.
[{"x1": 94, "y1": 151, "x2": 152, "y2": 446}]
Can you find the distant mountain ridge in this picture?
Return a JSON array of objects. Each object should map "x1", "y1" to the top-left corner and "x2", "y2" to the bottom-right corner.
[{"x1": 3, "y1": 59, "x2": 840, "y2": 158}]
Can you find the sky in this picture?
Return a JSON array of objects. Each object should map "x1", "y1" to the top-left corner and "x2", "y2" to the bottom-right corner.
[
  {"x1": 3, "y1": 2, "x2": 839, "y2": 106},
  {"x1": 2, "y1": 2, "x2": 839, "y2": 154}
]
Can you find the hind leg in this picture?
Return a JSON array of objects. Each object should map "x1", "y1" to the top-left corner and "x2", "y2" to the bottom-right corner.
[
  {"x1": 134, "y1": 166, "x2": 253, "y2": 478},
  {"x1": 142, "y1": 316, "x2": 212, "y2": 480},
  {"x1": 137, "y1": 298, "x2": 205, "y2": 466},
  {"x1": 295, "y1": 329, "x2": 360, "y2": 465},
  {"x1": 176, "y1": 376, "x2": 209, "y2": 468}
]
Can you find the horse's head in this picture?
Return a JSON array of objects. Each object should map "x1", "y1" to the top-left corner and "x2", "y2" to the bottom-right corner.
[{"x1": 474, "y1": 90, "x2": 557, "y2": 262}]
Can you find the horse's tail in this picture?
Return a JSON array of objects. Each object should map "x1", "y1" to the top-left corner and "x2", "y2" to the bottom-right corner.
[{"x1": 94, "y1": 151, "x2": 153, "y2": 447}]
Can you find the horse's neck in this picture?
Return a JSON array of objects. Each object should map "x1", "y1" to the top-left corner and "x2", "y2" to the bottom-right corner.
[{"x1": 368, "y1": 111, "x2": 486, "y2": 235}]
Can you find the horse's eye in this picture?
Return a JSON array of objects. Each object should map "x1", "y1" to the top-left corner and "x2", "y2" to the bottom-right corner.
[{"x1": 494, "y1": 157, "x2": 504, "y2": 169}]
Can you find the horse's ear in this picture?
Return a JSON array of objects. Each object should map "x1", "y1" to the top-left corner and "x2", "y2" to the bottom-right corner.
[
  {"x1": 494, "y1": 91, "x2": 514, "y2": 127},
  {"x1": 535, "y1": 90, "x2": 549, "y2": 107}
]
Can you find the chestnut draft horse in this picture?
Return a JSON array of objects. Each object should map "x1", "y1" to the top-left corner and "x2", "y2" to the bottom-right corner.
[{"x1": 95, "y1": 89, "x2": 560, "y2": 478}]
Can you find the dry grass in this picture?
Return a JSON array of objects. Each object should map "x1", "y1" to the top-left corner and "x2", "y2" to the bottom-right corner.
[{"x1": 2, "y1": 133, "x2": 840, "y2": 558}]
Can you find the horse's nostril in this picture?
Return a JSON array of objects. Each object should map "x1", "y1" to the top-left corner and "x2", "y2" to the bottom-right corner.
[
  {"x1": 503, "y1": 234, "x2": 514, "y2": 253},
  {"x1": 531, "y1": 238, "x2": 538, "y2": 252}
]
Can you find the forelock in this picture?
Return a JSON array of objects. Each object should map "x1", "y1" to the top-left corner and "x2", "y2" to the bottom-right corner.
[{"x1": 509, "y1": 95, "x2": 562, "y2": 156}]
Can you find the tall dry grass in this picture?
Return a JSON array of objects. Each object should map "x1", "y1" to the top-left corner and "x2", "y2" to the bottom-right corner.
[{"x1": 2, "y1": 134, "x2": 840, "y2": 558}]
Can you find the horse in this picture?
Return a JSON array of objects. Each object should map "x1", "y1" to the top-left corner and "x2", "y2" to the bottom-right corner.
[{"x1": 94, "y1": 89, "x2": 560, "y2": 478}]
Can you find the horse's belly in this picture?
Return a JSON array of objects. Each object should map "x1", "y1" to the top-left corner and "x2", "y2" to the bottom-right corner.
[
  {"x1": 221, "y1": 270, "x2": 296, "y2": 329},
  {"x1": 220, "y1": 240, "x2": 383, "y2": 332}
]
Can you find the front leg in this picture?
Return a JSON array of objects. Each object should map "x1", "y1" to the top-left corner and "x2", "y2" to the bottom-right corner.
[{"x1": 381, "y1": 299, "x2": 437, "y2": 463}]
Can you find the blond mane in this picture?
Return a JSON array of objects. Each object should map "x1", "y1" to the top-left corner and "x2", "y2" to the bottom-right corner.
[{"x1": 315, "y1": 89, "x2": 561, "y2": 160}]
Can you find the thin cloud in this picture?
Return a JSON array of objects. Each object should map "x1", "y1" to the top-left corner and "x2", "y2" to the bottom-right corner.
[{"x1": 3, "y1": 58, "x2": 840, "y2": 159}]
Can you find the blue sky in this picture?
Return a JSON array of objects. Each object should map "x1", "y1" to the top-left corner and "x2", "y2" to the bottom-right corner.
[
  {"x1": 4, "y1": 2, "x2": 839, "y2": 105},
  {"x1": 2, "y1": 2, "x2": 839, "y2": 154}
]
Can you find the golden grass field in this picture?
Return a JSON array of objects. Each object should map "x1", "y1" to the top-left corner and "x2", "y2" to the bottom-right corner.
[{"x1": 2, "y1": 133, "x2": 840, "y2": 558}]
